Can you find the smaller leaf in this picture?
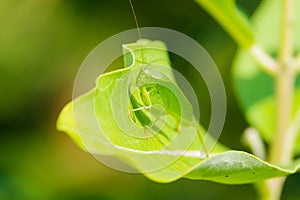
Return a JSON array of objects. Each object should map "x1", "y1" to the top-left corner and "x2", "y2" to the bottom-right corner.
[
  {"x1": 185, "y1": 151, "x2": 300, "y2": 184},
  {"x1": 195, "y1": 0, "x2": 254, "y2": 48}
]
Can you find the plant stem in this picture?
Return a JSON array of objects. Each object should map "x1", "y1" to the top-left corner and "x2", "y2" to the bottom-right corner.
[
  {"x1": 249, "y1": 45, "x2": 279, "y2": 75},
  {"x1": 269, "y1": 68, "x2": 295, "y2": 164},
  {"x1": 260, "y1": 177, "x2": 286, "y2": 200},
  {"x1": 242, "y1": 127, "x2": 266, "y2": 160},
  {"x1": 264, "y1": 0, "x2": 295, "y2": 199},
  {"x1": 278, "y1": 0, "x2": 294, "y2": 68},
  {"x1": 264, "y1": 69, "x2": 295, "y2": 200}
]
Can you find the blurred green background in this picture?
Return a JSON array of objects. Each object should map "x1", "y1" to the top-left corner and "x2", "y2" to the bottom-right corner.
[{"x1": 0, "y1": 0, "x2": 299, "y2": 199}]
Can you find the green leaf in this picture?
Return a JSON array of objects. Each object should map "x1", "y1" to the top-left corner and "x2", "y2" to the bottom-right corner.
[
  {"x1": 57, "y1": 39, "x2": 226, "y2": 181},
  {"x1": 57, "y1": 91, "x2": 300, "y2": 183},
  {"x1": 185, "y1": 151, "x2": 300, "y2": 184},
  {"x1": 94, "y1": 40, "x2": 201, "y2": 152},
  {"x1": 57, "y1": 39, "x2": 299, "y2": 184},
  {"x1": 56, "y1": 89, "x2": 117, "y2": 155},
  {"x1": 232, "y1": 0, "x2": 300, "y2": 153},
  {"x1": 195, "y1": 0, "x2": 254, "y2": 48}
]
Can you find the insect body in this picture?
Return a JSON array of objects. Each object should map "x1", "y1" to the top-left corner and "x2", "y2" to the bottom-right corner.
[{"x1": 126, "y1": 0, "x2": 208, "y2": 157}]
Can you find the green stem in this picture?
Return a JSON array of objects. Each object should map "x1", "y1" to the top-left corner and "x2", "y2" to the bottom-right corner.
[
  {"x1": 263, "y1": 0, "x2": 295, "y2": 199},
  {"x1": 242, "y1": 127, "x2": 266, "y2": 160},
  {"x1": 278, "y1": 0, "x2": 294, "y2": 68},
  {"x1": 259, "y1": 178, "x2": 286, "y2": 200},
  {"x1": 249, "y1": 45, "x2": 279, "y2": 75},
  {"x1": 269, "y1": 68, "x2": 295, "y2": 164}
]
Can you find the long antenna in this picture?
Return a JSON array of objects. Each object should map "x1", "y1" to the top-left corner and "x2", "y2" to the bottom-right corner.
[{"x1": 129, "y1": 0, "x2": 144, "y2": 65}]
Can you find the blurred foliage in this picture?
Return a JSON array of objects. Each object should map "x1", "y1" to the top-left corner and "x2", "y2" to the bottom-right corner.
[{"x1": 0, "y1": 0, "x2": 299, "y2": 199}]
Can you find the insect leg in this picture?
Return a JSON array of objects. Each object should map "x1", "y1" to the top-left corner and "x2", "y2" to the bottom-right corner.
[
  {"x1": 194, "y1": 125, "x2": 209, "y2": 158},
  {"x1": 128, "y1": 86, "x2": 152, "y2": 116}
]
